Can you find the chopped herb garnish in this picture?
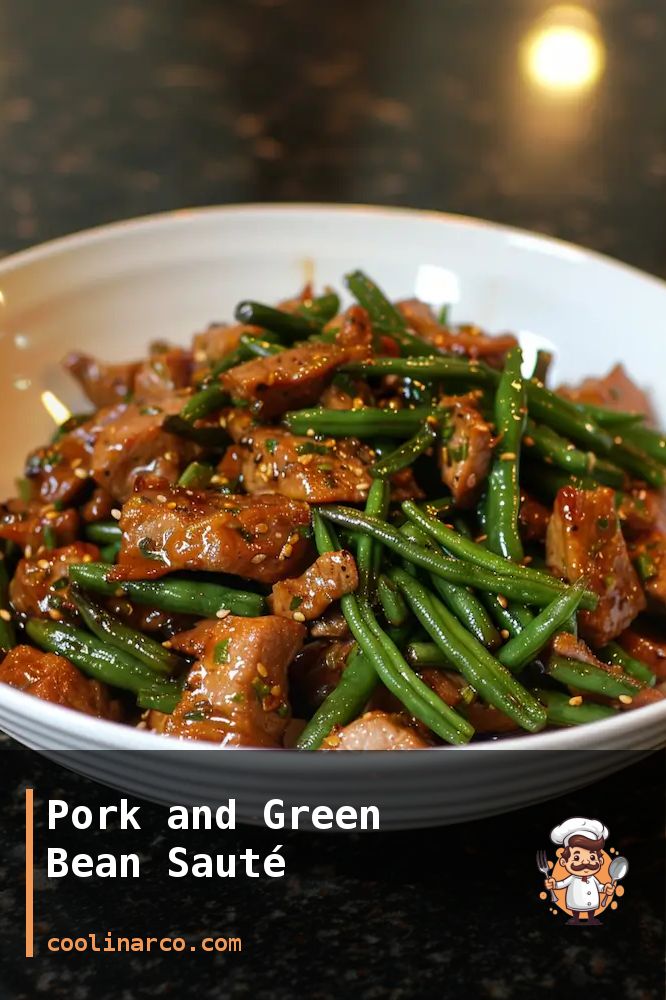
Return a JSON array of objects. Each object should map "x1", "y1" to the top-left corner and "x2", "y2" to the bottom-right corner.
[
  {"x1": 265, "y1": 438, "x2": 278, "y2": 454},
  {"x1": 213, "y1": 639, "x2": 230, "y2": 665},
  {"x1": 138, "y1": 537, "x2": 166, "y2": 562},
  {"x1": 289, "y1": 595, "x2": 303, "y2": 611},
  {"x1": 42, "y1": 525, "x2": 57, "y2": 550}
]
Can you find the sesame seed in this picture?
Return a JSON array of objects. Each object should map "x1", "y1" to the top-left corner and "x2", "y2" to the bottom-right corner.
[
  {"x1": 82, "y1": 554, "x2": 94, "y2": 563},
  {"x1": 500, "y1": 629, "x2": 510, "y2": 640},
  {"x1": 156, "y1": 494, "x2": 168, "y2": 504},
  {"x1": 270, "y1": 685, "x2": 281, "y2": 697},
  {"x1": 111, "y1": 508, "x2": 122, "y2": 520},
  {"x1": 297, "y1": 454, "x2": 314, "y2": 465},
  {"x1": 306, "y1": 428, "x2": 315, "y2": 437},
  {"x1": 37, "y1": 559, "x2": 50, "y2": 570},
  {"x1": 324, "y1": 733, "x2": 340, "y2": 748},
  {"x1": 289, "y1": 533, "x2": 299, "y2": 545},
  {"x1": 164, "y1": 451, "x2": 178, "y2": 463},
  {"x1": 0, "y1": 609, "x2": 11, "y2": 622},
  {"x1": 523, "y1": 436, "x2": 535, "y2": 447},
  {"x1": 293, "y1": 611, "x2": 306, "y2": 622},
  {"x1": 73, "y1": 467, "x2": 89, "y2": 479},
  {"x1": 162, "y1": 640, "x2": 173, "y2": 648},
  {"x1": 280, "y1": 543, "x2": 293, "y2": 559},
  {"x1": 251, "y1": 553, "x2": 267, "y2": 564},
  {"x1": 568, "y1": 696, "x2": 583, "y2": 706},
  {"x1": 44, "y1": 510, "x2": 58, "y2": 521},
  {"x1": 255, "y1": 523, "x2": 269, "y2": 534},
  {"x1": 193, "y1": 349, "x2": 207, "y2": 363},
  {"x1": 70, "y1": 458, "x2": 82, "y2": 469},
  {"x1": 219, "y1": 416, "x2": 227, "y2": 428},
  {"x1": 500, "y1": 452, "x2": 516, "y2": 462},
  {"x1": 48, "y1": 608, "x2": 62, "y2": 620},
  {"x1": 257, "y1": 663, "x2": 268, "y2": 677},
  {"x1": 167, "y1": 501, "x2": 177, "y2": 509},
  {"x1": 497, "y1": 595, "x2": 508, "y2": 609},
  {"x1": 24, "y1": 546, "x2": 33, "y2": 559},
  {"x1": 215, "y1": 608, "x2": 230, "y2": 619},
  {"x1": 618, "y1": 694, "x2": 633, "y2": 705}
]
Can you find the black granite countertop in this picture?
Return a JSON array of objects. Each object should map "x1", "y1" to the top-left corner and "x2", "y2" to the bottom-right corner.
[{"x1": 0, "y1": 1, "x2": 664, "y2": 997}]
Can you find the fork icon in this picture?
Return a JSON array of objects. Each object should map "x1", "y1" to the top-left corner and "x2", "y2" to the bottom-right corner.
[{"x1": 536, "y1": 849, "x2": 558, "y2": 901}]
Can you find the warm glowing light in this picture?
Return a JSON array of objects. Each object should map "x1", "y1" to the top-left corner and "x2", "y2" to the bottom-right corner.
[
  {"x1": 523, "y1": 6, "x2": 604, "y2": 94},
  {"x1": 41, "y1": 390, "x2": 71, "y2": 426}
]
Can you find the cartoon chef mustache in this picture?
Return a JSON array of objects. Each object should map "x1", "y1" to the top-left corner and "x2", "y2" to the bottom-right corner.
[{"x1": 569, "y1": 858, "x2": 601, "y2": 872}]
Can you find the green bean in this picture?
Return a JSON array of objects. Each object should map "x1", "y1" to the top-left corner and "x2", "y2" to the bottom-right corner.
[
  {"x1": 532, "y1": 349, "x2": 553, "y2": 385},
  {"x1": 342, "y1": 355, "x2": 497, "y2": 384},
  {"x1": 400, "y1": 522, "x2": 500, "y2": 647},
  {"x1": 400, "y1": 502, "x2": 598, "y2": 608},
  {"x1": 313, "y1": 512, "x2": 473, "y2": 744},
  {"x1": 417, "y1": 496, "x2": 455, "y2": 519},
  {"x1": 71, "y1": 587, "x2": 184, "y2": 674},
  {"x1": 178, "y1": 461, "x2": 215, "y2": 489},
  {"x1": 620, "y1": 424, "x2": 666, "y2": 465},
  {"x1": 406, "y1": 642, "x2": 451, "y2": 668},
  {"x1": 486, "y1": 346, "x2": 526, "y2": 561},
  {"x1": 320, "y1": 506, "x2": 595, "y2": 608},
  {"x1": 136, "y1": 687, "x2": 182, "y2": 713},
  {"x1": 370, "y1": 421, "x2": 438, "y2": 478},
  {"x1": 497, "y1": 582, "x2": 586, "y2": 671},
  {"x1": 235, "y1": 301, "x2": 320, "y2": 339},
  {"x1": 25, "y1": 618, "x2": 173, "y2": 696},
  {"x1": 608, "y1": 439, "x2": 666, "y2": 488},
  {"x1": 0, "y1": 547, "x2": 16, "y2": 651},
  {"x1": 84, "y1": 521, "x2": 121, "y2": 545},
  {"x1": 178, "y1": 383, "x2": 228, "y2": 423},
  {"x1": 298, "y1": 292, "x2": 340, "y2": 325},
  {"x1": 100, "y1": 542, "x2": 121, "y2": 563},
  {"x1": 296, "y1": 647, "x2": 377, "y2": 750},
  {"x1": 391, "y1": 569, "x2": 546, "y2": 731},
  {"x1": 537, "y1": 688, "x2": 616, "y2": 726},
  {"x1": 344, "y1": 270, "x2": 438, "y2": 356},
  {"x1": 377, "y1": 574, "x2": 409, "y2": 626},
  {"x1": 575, "y1": 403, "x2": 643, "y2": 428},
  {"x1": 238, "y1": 333, "x2": 284, "y2": 359},
  {"x1": 208, "y1": 346, "x2": 252, "y2": 380},
  {"x1": 524, "y1": 420, "x2": 625, "y2": 488},
  {"x1": 161, "y1": 415, "x2": 230, "y2": 447},
  {"x1": 68, "y1": 562, "x2": 266, "y2": 617},
  {"x1": 283, "y1": 406, "x2": 434, "y2": 439},
  {"x1": 547, "y1": 656, "x2": 640, "y2": 698},
  {"x1": 356, "y1": 479, "x2": 390, "y2": 597},
  {"x1": 597, "y1": 642, "x2": 656, "y2": 687}
]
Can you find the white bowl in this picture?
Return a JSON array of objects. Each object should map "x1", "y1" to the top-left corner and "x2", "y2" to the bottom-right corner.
[{"x1": 0, "y1": 204, "x2": 664, "y2": 829}]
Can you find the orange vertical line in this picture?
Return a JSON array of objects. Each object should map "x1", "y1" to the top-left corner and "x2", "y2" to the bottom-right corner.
[{"x1": 25, "y1": 787, "x2": 34, "y2": 959}]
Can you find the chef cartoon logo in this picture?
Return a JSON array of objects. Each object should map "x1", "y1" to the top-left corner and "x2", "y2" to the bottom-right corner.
[{"x1": 537, "y1": 817, "x2": 628, "y2": 925}]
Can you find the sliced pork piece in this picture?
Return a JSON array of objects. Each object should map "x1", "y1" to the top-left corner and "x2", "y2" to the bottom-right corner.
[
  {"x1": 132, "y1": 347, "x2": 193, "y2": 402},
  {"x1": 397, "y1": 299, "x2": 518, "y2": 360},
  {"x1": 63, "y1": 352, "x2": 140, "y2": 408},
  {"x1": 324, "y1": 710, "x2": 429, "y2": 750},
  {"x1": 91, "y1": 398, "x2": 196, "y2": 502},
  {"x1": 269, "y1": 550, "x2": 358, "y2": 621},
  {"x1": 333, "y1": 305, "x2": 373, "y2": 360},
  {"x1": 25, "y1": 417, "x2": 98, "y2": 506},
  {"x1": 0, "y1": 501, "x2": 79, "y2": 553},
  {"x1": 220, "y1": 424, "x2": 373, "y2": 503},
  {"x1": 112, "y1": 479, "x2": 311, "y2": 583},
  {"x1": 439, "y1": 400, "x2": 494, "y2": 508},
  {"x1": 618, "y1": 624, "x2": 666, "y2": 679},
  {"x1": 519, "y1": 490, "x2": 551, "y2": 544},
  {"x1": 192, "y1": 323, "x2": 257, "y2": 365},
  {"x1": 309, "y1": 607, "x2": 351, "y2": 639},
  {"x1": 80, "y1": 487, "x2": 115, "y2": 524},
  {"x1": 558, "y1": 363, "x2": 654, "y2": 422},
  {"x1": 546, "y1": 486, "x2": 646, "y2": 646},
  {"x1": 0, "y1": 645, "x2": 122, "y2": 719},
  {"x1": 9, "y1": 542, "x2": 100, "y2": 618},
  {"x1": 220, "y1": 341, "x2": 348, "y2": 418},
  {"x1": 618, "y1": 489, "x2": 666, "y2": 538},
  {"x1": 153, "y1": 615, "x2": 305, "y2": 746},
  {"x1": 289, "y1": 639, "x2": 355, "y2": 715}
]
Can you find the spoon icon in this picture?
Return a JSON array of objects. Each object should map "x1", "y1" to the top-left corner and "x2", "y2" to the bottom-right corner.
[{"x1": 602, "y1": 855, "x2": 629, "y2": 907}]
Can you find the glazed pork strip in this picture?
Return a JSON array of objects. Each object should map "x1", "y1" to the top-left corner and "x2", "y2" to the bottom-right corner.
[
  {"x1": 152, "y1": 615, "x2": 305, "y2": 746},
  {"x1": 9, "y1": 542, "x2": 100, "y2": 618},
  {"x1": 111, "y1": 478, "x2": 312, "y2": 583},
  {"x1": 324, "y1": 710, "x2": 429, "y2": 750},
  {"x1": 269, "y1": 550, "x2": 358, "y2": 621},
  {"x1": 546, "y1": 485, "x2": 646, "y2": 646},
  {"x1": 0, "y1": 645, "x2": 122, "y2": 720},
  {"x1": 65, "y1": 347, "x2": 193, "y2": 408}
]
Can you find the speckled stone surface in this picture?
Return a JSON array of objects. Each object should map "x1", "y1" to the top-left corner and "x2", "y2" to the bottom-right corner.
[{"x1": 0, "y1": 1, "x2": 665, "y2": 997}]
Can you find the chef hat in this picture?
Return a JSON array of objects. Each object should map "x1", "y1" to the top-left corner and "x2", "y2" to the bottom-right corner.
[{"x1": 550, "y1": 817, "x2": 609, "y2": 846}]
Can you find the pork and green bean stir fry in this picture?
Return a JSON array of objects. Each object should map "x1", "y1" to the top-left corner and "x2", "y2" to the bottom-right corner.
[{"x1": 1, "y1": 271, "x2": 665, "y2": 749}]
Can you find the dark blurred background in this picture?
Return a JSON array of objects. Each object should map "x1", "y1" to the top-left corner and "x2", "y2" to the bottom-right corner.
[
  {"x1": 0, "y1": 2, "x2": 665, "y2": 998},
  {"x1": 1, "y1": 0, "x2": 665, "y2": 276}
]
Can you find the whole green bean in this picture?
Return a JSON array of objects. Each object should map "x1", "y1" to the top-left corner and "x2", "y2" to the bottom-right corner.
[
  {"x1": 400, "y1": 502, "x2": 597, "y2": 608},
  {"x1": 537, "y1": 688, "x2": 616, "y2": 726},
  {"x1": 356, "y1": 478, "x2": 390, "y2": 597},
  {"x1": 547, "y1": 655, "x2": 640, "y2": 698},
  {"x1": 524, "y1": 420, "x2": 625, "y2": 488},
  {"x1": 400, "y1": 522, "x2": 500, "y2": 647},
  {"x1": 377, "y1": 574, "x2": 409, "y2": 626},
  {"x1": 235, "y1": 301, "x2": 320, "y2": 339},
  {"x1": 25, "y1": 618, "x2": 173, "y2": 696},
  {"x1": 283, "y1": 406, "x2": 434, "y2": 438},
  {"x1": 71, "y1": 587, "x2": 184, "y2": 674},
  {"x1": 0, "y1": 547, "x2": 16, "y2": 651},
  {"x1": 497, "y1": 582, "x2": 586, "y2": 671},
  {"x1": 597, "y1": 642, "x2": 656, "y2": 687},
  {"x1": 486, "y1": 346, "x2": 526, "y2": 561},
  {"x1": 344, "y1": 270, "x2": 437, "y2": 356},
  {"x1": 68, "y1": 562, "x2": 266, "y2": 617},
  {"x1": 320, "y1": 506, "x2": 596, "y2": 608},
  {"x1": 391, "y1": 569, "x2": 546, "y2": 731},
  {"x1": 178, "y1": 383, "x2": 228, "y2": 423},
  {"x1": 296, "y1": 647, "x2": 377, "y2": 751},
  {"x1": 238, "y1": 333, "x2": 285, "y2": 359},
  {"x1": 370, "y1": 421, "x2": 438, "y2": 478},
  {"x1": 178, "y1": 461, "x2": 215, "y2": 489},
  {"x1": 84, "y1": 521, "x2": 121, "y2": 545},
  {"x1": 313, "y1": 512, "x2": 473, "y2": 744}
]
